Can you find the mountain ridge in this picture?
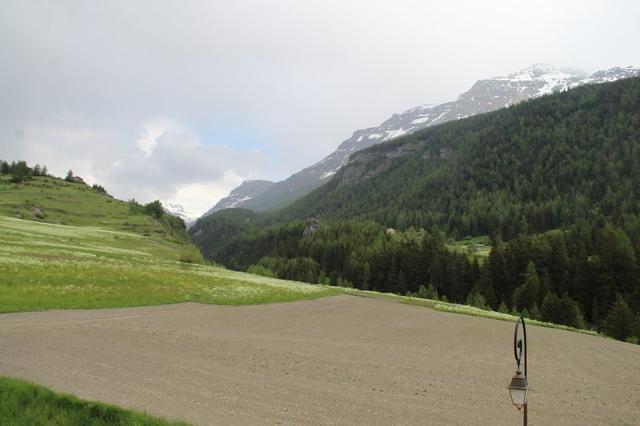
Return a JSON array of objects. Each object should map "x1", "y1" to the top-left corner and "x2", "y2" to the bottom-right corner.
[{"x1": 204, "y1": 64, "x2": 640, "y2": 216}]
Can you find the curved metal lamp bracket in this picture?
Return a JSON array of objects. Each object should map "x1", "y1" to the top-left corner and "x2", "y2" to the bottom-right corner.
[{"x1": 513, "y1": 316, "x2": 527, "y2": 377}]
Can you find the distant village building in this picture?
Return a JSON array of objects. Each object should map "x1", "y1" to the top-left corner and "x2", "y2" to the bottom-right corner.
[
  {"x1": 386, "y1": 228, "x2": 396, "y2": 236},
  {"x1": 71, "y1": 176, "x2": 86, "y2": 184}
]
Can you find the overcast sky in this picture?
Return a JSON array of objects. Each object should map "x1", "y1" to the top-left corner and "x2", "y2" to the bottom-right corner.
[{"x1": 1, "y1": 0, "x2": 639, "y2": 216}]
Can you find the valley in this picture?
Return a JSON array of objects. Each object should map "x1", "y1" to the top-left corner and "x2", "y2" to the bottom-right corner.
[{"x1": 3, "y1": 4, "x2": 640, "y2": 425}]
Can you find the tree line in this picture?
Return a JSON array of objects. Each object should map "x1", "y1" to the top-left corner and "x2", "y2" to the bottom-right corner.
[
  {"x1": 191, "y1": 214, "x2": 639, "y2": 342},
  {"x1": 0, "y1": 160, "x2": 48, "y2": 183}
]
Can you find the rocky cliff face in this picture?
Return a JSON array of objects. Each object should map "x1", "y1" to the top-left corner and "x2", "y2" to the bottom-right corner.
[{"x1": 204, "y1": 64, "x2": 640, "y2": 216}]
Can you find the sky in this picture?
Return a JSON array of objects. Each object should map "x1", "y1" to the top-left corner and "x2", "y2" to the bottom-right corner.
[{"x1": 1, "y1": 0, "x2": 639, "y2": 217}]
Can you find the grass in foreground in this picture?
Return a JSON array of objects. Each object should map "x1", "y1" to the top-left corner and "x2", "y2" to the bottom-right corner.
[
  {"x1": 0, "y1": 216, "x2": 338, "y2": 313},
  {"x1": 0, "y1": 377, "x2": 186, "y2": 426}
]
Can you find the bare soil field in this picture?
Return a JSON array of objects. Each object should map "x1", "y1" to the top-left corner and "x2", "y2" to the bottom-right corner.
[{"x1": 0, "y1": 295, "x2": 639, "y2": 425}]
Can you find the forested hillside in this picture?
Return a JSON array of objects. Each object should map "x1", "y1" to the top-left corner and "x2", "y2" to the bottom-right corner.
[
  {"x1": 190, "y1": 77, "x2": 640, "y2": 343},
  {"x1": 283, "y1": 76, "x2": 640, "y2": 240}
]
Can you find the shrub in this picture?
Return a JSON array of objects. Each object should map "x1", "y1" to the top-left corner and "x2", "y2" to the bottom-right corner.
[
  {"x1": 540, "y1": 293, "x2": 585, "y2": 329},
  {"x1": 92, "y1": 184, "x2": 108, "y2": 195},
  {"x1": 247, "y1": 264, "x2": 276, "y2": 278},
  {"x1": 416, "y1": 284, "x2": 439, "y2": 300},
  {"x1": 466, "y1": 291, "x2": 488, "y2": 310},
  {"x1": 143, "y1": 200, "x2": 164, "y2": 219}
]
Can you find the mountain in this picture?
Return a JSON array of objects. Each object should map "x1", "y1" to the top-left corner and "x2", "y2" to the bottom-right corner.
[
  {"x1": 278, "y1": 75, "x2": 640, "y2": 235},
  {"x1": 204, "y1": 179, "x2": 275, "y2": 215},
  {"x1": 190, "y1": 77, "x2": 640, "y2": 341},
  {"x1": 194, "y1": 75, "x2": 640, "y2": 254},
  {"x1": 163, "y1": 203, "x2": 197, "y2": 227},
  {"x1": 206, "y1": 64, "x2": 640, "y2": 215}
]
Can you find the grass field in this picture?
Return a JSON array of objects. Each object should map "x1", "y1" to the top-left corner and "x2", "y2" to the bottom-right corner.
[
  {"x1": 0, "y1": 377, "x2": 185, "y2": 426},
  {"x1": 445, "y1": 235, "x2": 492, "y2": 260},
  {"x1": 0, "y1": 215, "x2": 337, "y2": 313},
  {"x1": 0, "y1": 175, "x2": 178, "y2": 237}
]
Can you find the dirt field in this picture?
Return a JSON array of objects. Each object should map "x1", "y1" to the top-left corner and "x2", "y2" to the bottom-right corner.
[{"x1": 0, "y1": 295, "x2": 639, "y2": 425}]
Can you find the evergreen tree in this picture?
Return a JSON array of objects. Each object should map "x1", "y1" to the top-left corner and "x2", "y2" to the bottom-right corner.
[
  {"x1": 540, "y1": 293, "x2": 585, "y2": 329},
  {"x1": 603, "y1": 295, "x2": 636, "y2": 341},
  {"x1": 362, "y1": 262, "x2": 371, "y2": 291},
  {"x1": 595, "y1": 224, "x2": 638, "y2": 297},
  {"x1": 513, "y1": 261, "x2": 541, "y2": 311},
  {"x1": 10, "y1": 160, "x2": 32, "y2": 183},
  {"x1": 65, "y1": 170, "x2": 74, "y2": 182}
]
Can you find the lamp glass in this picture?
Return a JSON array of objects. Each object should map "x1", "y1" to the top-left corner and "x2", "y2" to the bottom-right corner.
[{"x1": 508, "y1": 387, "x2": 528, "y2": 409}]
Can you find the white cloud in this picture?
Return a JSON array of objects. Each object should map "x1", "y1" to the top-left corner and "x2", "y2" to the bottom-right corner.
[
  {"x1": 136, "y1": 118, "x2": 184, "y2": 157},
  {"x1": 1, "y1": 0, "x2": 639, "y2": 216},
  {"x1": 100, "y1": 122, "x2": 271, "y2": 215},
  {"x1": 2, "y1": 117, "x2": 270, "y2": 217},
  {"x1": 166, "y1": 172, "x2": 245, "y2": 218}
]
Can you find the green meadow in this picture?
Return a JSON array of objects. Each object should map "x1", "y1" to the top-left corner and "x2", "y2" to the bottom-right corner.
[
  {"x1": 445, "y1": 235, "x2": 492, "y2": 260},
  {"x1": 0, "y1": 377, "x2": 186, "y2": 426},
  {"x1": 0, "y1": 176, "x2": 337, "y2": 313},
  {"x1": 0, "y1": 215, "x2": 337, "y2": 312}
]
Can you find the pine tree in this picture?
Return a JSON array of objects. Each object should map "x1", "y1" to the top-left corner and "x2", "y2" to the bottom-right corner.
[
  {"x1": 65, "y1": 170, "x2": 74, "y2": 182},
  {"x1": 362, "y1": 262, "x2": 371, "y2": 291},
  {"x1": 540, "y1": 293, "x2": 585, "y2": 329},
  {"x1": 513, "y1": 261, "x2": 541, "y2": 311},
  {"x1": 0, "y1": 160, "x2": 10, "y2": 174},
  {"x1": 603, "y1": 295, "x2": 636, "y2": 341},
  {"x1": 10, "y1": 160, "x2": 32, "y2": 183}
]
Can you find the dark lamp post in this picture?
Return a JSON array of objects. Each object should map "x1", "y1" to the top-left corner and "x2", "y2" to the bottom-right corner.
[{"x1": 508, "y1": 316, "x2": 528, "y2": 425}]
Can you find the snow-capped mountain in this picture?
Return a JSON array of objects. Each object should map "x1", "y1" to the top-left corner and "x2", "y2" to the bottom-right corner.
[
  {"x1": 205, "y1": 64, "x2": 640, "y2": 215},
  {"x1": 572, "y1": 65, "x2": 640, "y2": 86},
  {"x1": 204, "y1": 179, "x2": 275, "y2": 215},
  {"x1": 164, "y1": 203, "x2": 197, "y2": 227}
]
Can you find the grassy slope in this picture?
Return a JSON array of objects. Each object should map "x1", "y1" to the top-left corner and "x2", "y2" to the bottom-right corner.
[
  {"x1": 342, "y1": 288, "x2": 599, "y2": 336},
  {"x1": 0, "y1": 377, "x2": 186, "y2": 426},
  {"x1": 445, "y1": 235, "x2": 491, "y2": 260},
  {"x1": 0, "y1": 175, "x2": 176, "y2": 237},
  {"x1": 0, "y1": 176, "x2": 337, "y2": 313}
]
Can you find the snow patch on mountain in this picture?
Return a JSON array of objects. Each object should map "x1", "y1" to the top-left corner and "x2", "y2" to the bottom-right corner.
[
  {"x1": 164, "y1": 203, "x2": 197, "y2": 227},
  {"x1": 203, "y1": 179, "x2": 275, "y2": 216},
  {"x1": 203, "y1": 64, "x2": 640, "y2": 216}
]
